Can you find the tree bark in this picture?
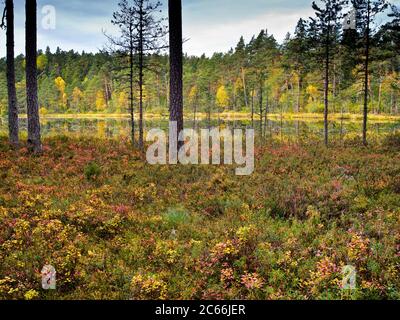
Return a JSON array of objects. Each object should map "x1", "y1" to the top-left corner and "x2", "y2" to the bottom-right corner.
[
  {"x1": 324, "y1": 19, "x2": 330, "y2": 147},
  {"x1": 168, "y1": 0, "x2": 184, "y2": 149},
  {"x1": 363, "y1": 0, "x2": 371, "y2": 146},
  {"x1": 296, "y1": 75, "x2": 301, "y2": 113},
  {"x1": 259, "y1": 80, "x2": 263, "y2": 136},
  {"x1": 129, "y1": 45, "x2": 135, "y2": 145},
  {"x1": 251, "y1": 89, "x2": 254, "y2": 128},
  {"x1": 26, "y1": 0, "x2": 42, "y2": 154},
  {"x1": 241, "y1": 67, "x2": 248, "y2": 109},
  {"x1": 6, "y1": 0, "x2": 19, "y2": 148},
  {"x1": 138, "y1": 2, "x2": 144, "y2": 150}
]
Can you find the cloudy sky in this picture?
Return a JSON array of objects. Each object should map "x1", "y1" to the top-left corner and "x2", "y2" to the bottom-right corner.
[{"x1": 0, "y1": 0, "x2": 398, "y2": 57}]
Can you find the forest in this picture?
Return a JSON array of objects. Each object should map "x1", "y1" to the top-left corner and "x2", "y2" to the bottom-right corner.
[
  {"x1": 0, "y1": 6, "x2": 399, "y2": 118},
  {"x1": 0, "y1": 0, "x2": 399, "y2": 302}
]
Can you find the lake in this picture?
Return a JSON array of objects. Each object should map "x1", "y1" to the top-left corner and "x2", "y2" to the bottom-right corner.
[{"x1": 0, "y1": 116, "x2": 399, "y2": 142}]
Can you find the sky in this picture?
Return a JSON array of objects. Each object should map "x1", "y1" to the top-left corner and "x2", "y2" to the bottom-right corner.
[{"x1": 0, "y1": 0, "x2": 398, "y2": 58}]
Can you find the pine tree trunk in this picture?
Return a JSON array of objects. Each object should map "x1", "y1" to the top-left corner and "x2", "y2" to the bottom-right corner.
[
  {"x1": 138, "y1": 4, "x2": 144, "y2": 150},
  {"x1": 241, "y1": 68, "x2": 248, "y2": 109},
  {"x1": 251, "y1": 89, "x2": 254, "y2": 128},
  {"x1": 6, "y1": 0, "x2": 19, "y2": 148},
  {"x1": 377, "y1": 81, "x2": 382, "y2": 114},
  {"x1": 324, "y1": 23, "x2": 330, "y2": 147},
  {"x1": 259, "y1": 81, "x2": 263, "y2": 136},
  {"x1": 296, "y1": 75, "x2": 301, "y2": 113},
  {"x1": 363, "y1": 1, "x2": 371, "y2": 146},
  {"x1": 168, "y1": 0, "x2": 184, "y2": 149},
  {"x1": 26, "y1": 0, "x2": 42, "y2": 154},
  {"x1": 129, "y1": 42, "x2": 135, "y2": 145}
]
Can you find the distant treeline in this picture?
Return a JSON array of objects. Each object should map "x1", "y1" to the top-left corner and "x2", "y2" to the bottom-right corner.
[{"x1": 0, "y1": 14, "x2": 398, "y2": 117}]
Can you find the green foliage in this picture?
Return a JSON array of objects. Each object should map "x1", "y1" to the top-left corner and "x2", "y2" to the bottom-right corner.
[
  {"x1": 163, "y1": 207, "x2": 190, "y2": 228},
  {"x1": 84, "y1": 162, "x2": 101, "y2": 181}
]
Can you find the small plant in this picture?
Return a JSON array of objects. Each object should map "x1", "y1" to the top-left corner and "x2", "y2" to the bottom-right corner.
[
  {"x1": 163, "y1": 207, "x2": 189, "y2": 228},
  {"x1": 84, "y1": 162, "x2": 101, "y2": 181},
  {"x1": 131, "y1": 274, "x2": 167, "y2": 300}
]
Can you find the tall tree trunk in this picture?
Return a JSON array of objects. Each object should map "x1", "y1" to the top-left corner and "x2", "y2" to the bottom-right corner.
[
  {"x1": 192, "y1": 97, "x2": 197, "y2": 130},
  {"x1": 259, "y1": 80, "x2": 263, "y2": 136},
  {"x1": 324, "y1": 21, "x2": 330, "y2": 147},
  {"x1": 241, "y1": 67, "x2": 248, "y2": 109},
  {"x1": 129, "y1": 45, "x2": 135, "y2": 145},
  {"x1": 332, "y1": 61, "x2": 337, "y2": 114},
  {"x1": 168, "y1": 0, "x2": 184, "y2": 149},
  {"x1": 138, "y1": 3, "x2": 144, "y2": 150},
  {"x1": 6, "y1": 0, "x2": 19, "y2": 147},
  {"x1": 363, "y1": 0, "x2": 371, "y2": 146},
  {"x1": 296, "y1": 74, "x2": 301, "y2": 113},
  {"x1": 251, "y1": 89, "x2": 254, "y2": 128},
  {"x1": 264, "y1": 94, "x2": 269, "y2": 139},
  {"x1": 377, "y1": 81, "x2": 382, "y2": 114},
  {"x1": 26, "y1": 0, "x2": 42, "y2": 154}
]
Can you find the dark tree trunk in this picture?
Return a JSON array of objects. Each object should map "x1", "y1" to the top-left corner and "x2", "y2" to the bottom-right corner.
[
  {"x1": 138, "y1": 3, "x2": 144, "y2": 150},
  {"x1": 363, "y1": 0, "x2": 371, "y2": 146},
  {"x1": 251, "y1": 89, "x2": 254, "y2": 128},
  {"x1": 26, "y1": 0, "x2": 42, "y2": 154},
  {"x1": 259, "y1": 81, "x2": 263, "y2": 136},
  {"x1": 168, "y1": 0, "x2": 184, "y2": 149},
  {"x1": 241, "y1": 68, "x2": 248, "y2": 109},
  {"x1": 6, "y1": 0, "x2": 19, "y2": 147},
  {"x1": 129, "y1": 45, "x2": 135, "y2": 145},
  {"x1": 324, "y1": 20, "x2": 330, "y2": 147}
]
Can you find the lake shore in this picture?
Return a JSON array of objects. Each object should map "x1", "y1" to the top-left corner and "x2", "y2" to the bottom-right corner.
[{"x1": 11, "y1": 112, "x2": 400, "y2": 123}]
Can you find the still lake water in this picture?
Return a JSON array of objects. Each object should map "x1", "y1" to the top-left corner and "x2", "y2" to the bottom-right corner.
[{"x1": 0, "y1": 116, "x2": 399, "y2": 142}]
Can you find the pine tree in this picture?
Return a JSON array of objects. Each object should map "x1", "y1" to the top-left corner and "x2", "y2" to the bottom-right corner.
[
  {"x1": 25, "y1": 0, "x2": 42, "y2": 154},
  {"x1": 108, "y1": 0, "x2": 166, "y2": 148},
  {"x1": 1, "y1": 0, "x2": 19, "y2": 147},
  {"x1": 312, "y1": 0, "x2": 345, "y2": 146},
  {"x1": 168, "y1": 0, "x2": 184, "y2": 150},
  {"x1": 352, "y1": 0, "x2": 388, "y2": 145}
]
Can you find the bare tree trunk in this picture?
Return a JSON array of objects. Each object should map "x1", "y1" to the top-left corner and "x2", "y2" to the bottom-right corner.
[
  {"x1": 168, "y1": 0, "x2": 184, "y2": 149},
  {"x1": 296, "y1": 75, "x2": 301, "y2": 113},
  {"x1": 6, "y1": 0, "x2": 19, "y2": 148},
  {"x1": 192, "y1": 96, "x2": 197, "y2": 130},
  {"x1": 363, "y1": 0, "x2": 371, "y2": 146},
  {"x1": 324, "y1": 21, "x2": 330, "y2": 147},
  {"x1": 264, "y1": 94, "x2": 269, "y2": 139},
  {"x1": 138, "y1": 3, "x2": 144, "y2": 150},
  {"x1": 332, "y1": 62, "x2": 337, "y2": 113},
  {"x1": 129, "y1": 46, "x2": 135, "y2": 145},
  {"x1": 259, "y1": 81, "x2": 263, "y2": 136},
  {"x1": 251, "y1": 89, "x2": 254, "y2": 128},
  {"x1": 377, "y1": 81, "x2": 382, "y2": 114},
  {"x1": 241, "y1": 67, "x2": 248, "y2": 109},
  {"x1": 26, "y1": 0, "x2": 42, "y2": 154}
]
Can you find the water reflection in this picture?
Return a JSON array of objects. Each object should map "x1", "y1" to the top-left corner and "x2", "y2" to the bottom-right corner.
[{"x1": 0, "y1": 117, "x2": 399, "y2": 142}]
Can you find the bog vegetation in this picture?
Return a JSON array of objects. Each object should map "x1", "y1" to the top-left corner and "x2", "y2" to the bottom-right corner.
[
  {"x1": 0, "y1": 0, "x2": 399, "y2": 301},
  {"x1": 0, "y1": 134, "x2": 399, "y2": 300}
]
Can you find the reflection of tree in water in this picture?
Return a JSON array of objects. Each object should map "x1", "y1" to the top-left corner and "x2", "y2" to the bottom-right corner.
[{"x1": 0, "y1": 117, "x2": 399, "y2": 141}]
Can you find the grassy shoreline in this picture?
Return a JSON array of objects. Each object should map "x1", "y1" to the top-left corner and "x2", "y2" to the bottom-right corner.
[{"x1": 11, "y1": 112, "x2": 400, "y2": 123}]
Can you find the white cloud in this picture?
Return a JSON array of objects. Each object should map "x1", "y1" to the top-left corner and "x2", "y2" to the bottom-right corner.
[{"x1": 183, "y1": 8, "x2": 314, "y2": 56}]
